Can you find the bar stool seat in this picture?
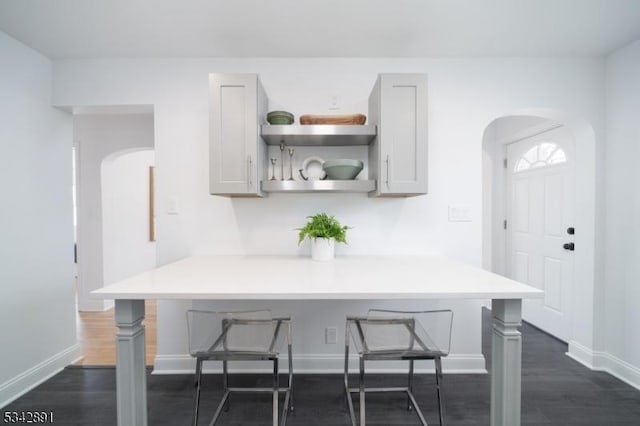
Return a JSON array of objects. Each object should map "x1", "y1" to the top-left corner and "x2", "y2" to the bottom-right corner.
[
  {"x1": 187, "y1": 309, "x2": 293, "y2": 426},
  {"x1": 344, "y1": 309, "x2": 453, "y2": 426}
]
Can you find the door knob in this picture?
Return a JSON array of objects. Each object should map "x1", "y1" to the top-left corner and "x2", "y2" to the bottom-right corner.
[
  {"x1": 567, "y1": 227, "x2": 575, "y2": 235},
  {"x1": 563, "y1": 242, "x2": 575, "y2": 251}
]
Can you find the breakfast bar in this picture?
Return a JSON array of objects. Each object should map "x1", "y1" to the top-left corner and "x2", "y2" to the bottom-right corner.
[{"x1": 93, "y1": 255, "x2": 543, "y2": 426}]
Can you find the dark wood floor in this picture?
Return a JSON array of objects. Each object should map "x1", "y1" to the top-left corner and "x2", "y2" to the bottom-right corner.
[{"x1": 4, "y1": 309, "x2": 640, "y2": 425}]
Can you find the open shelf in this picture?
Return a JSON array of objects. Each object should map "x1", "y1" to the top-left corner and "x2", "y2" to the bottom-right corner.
[
  {"x1": 260, "y1": 124, "x2": 377, "y2": 146},
  {"x1": 261, "y1": 180, "x2": 376, "y2": 193}
]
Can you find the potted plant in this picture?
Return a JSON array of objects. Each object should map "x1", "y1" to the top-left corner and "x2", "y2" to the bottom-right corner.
[{"x1": 297, "y1": 213, "x2": 350, "y2": 261}]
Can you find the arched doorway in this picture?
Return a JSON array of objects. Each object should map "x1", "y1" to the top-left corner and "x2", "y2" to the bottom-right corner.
[
  {"x1": 73, "y1": 110, "x2": 155, "y2": 311},
  {"x1": 481, "y1": 111, "x2": 597, "y2": 361}
]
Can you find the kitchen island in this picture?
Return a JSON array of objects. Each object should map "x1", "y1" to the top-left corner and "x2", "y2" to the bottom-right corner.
[{"x1": 93, "y1": 255, "x2": 543, "y2": 426}]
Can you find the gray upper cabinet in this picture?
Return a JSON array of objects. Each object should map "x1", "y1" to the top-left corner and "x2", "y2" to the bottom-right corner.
[
  {"x1": 210, "y1": 72, "x2": 427, "y2": 197},
  {"x1": 368, "y1": 74, "x2": 428, "y2": 196},
  {"x1": 210, "y1": 73, "x2": 267, "y2": 196}
]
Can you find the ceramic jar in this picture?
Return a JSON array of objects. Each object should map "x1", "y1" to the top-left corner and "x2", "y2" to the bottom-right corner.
[{"x1": 311, "y1": 237, "x2": 335, "y2": 261}]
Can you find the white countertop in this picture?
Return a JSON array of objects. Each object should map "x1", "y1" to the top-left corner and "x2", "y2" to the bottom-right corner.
[{"x1": 92, "y1": 255, "x2": 543, "y2": 300}]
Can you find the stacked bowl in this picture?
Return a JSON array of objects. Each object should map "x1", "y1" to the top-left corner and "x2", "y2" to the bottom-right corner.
[{"x1": 266, "y1": 111, "x2": 294, "y2": 125}]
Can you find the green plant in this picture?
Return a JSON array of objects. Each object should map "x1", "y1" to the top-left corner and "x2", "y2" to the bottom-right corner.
[{"x1": 297, "y1": 213, "x2": 350, "y2": 245}]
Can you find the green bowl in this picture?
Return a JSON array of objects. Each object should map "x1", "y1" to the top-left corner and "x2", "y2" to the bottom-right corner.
[
  {"x1": 322, "y1": 159, "x2": 364, "y2": 180},
  {"x1": 267, "y1": 110, "x2": 294, "y2": 125}
]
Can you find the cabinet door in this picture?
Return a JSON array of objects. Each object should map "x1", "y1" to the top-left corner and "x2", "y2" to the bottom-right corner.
[
  {"x1": 375, "y1": 74, "x2": 428, "y2": 196},
  {"x1": 209, "y1": 74, "x2": 265, "y2": 196}
]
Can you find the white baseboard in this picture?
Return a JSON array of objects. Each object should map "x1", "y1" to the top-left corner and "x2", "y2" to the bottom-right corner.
[
  {"x1": 567, "y1": 341, "x2": 640, "y2": 390},
  {"x1": 567, "y1": 340, "x2": 597, "y2": 368},
  {"x1": 152, "y1": 353, "x2": 487, "y2": 375},
  {"x1": 0, "y1": 344, "x2": 83, "y2": 408}
]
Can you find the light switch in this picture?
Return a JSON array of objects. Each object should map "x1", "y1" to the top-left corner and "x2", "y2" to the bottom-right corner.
[
  {"x1": 167, "y1": 197, "x2": 179, "y2": 215},
  {"x1": 448, "y1": 205, "x2": 471, "y2": 222}
]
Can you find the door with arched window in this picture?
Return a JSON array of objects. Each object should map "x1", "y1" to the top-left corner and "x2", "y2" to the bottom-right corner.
[{"x1": 506, "y1": 126, "x2": 575, "y2": 341}]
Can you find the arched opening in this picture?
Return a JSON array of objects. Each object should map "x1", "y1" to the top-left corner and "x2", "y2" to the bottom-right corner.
[
  {"x1": 481, "y1": 110, "x2": 597, "y2": 361},
  {"x1": 73, "y1": 110, "x2": 155, "y2": 311}
]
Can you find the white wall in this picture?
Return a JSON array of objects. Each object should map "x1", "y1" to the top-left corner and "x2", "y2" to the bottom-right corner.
[
  {"x1": 603, "y1": 40, "x2": 640, "y2": 388},
  {"x1": 0, "y1": 32, "x2": 79, "y2": 407},
  {"x1": 492, "y1": 116, "x2": 550, "y2": 141},
  {"x1": 73, "y1": 113, "x2": 154, "y2": 311},
  {"x1": 53, "y1": 57, "x2": 605, "y2": 373},
  {"x1": 102, "y1": 149, "x2": 156, "y2": 287}
]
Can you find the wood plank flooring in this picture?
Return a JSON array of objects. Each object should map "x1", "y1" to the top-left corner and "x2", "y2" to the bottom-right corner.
[
  {"x1": 74, "y1": 300, "x2": 157, "y2": 366},
  {"x1": 5, "y1": 308, "x2": 640, "y2": 425}
]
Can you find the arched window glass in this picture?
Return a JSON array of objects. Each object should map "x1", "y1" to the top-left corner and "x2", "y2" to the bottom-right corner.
[{"x1": 514, "y1": 142, "x2": 567, "y2": 172}]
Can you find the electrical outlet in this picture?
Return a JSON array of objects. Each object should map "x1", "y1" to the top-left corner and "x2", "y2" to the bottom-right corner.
[
  {"x1": 325, "y1": 327, "x2": 337, "y2": 344},
  {"x1": 329, "y1": 95, "x2": 340, "y2": 111}
]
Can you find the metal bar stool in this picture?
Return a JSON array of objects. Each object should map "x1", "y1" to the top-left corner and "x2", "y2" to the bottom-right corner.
[
  {"x1": 344, "y1": 309, "x2": 453, "y2": 426},
  {"x1": 187, "y1": 309, "x2": 294, "y2": 426}
]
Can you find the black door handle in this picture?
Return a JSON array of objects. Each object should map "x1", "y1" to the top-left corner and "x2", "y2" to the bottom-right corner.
[{"x1": 563, "y1": 242, "x2": 575, "y2": 251}]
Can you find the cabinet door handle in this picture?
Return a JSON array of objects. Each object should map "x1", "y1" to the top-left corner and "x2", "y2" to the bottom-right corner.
[
  {"x1": 247, "y1": 156, "x2": 253, "y2": 186},
  {"x1": 385, "y1": 155, "x2": 390, "y2": 188}
]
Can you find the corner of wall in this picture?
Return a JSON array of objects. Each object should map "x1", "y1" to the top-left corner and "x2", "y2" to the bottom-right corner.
[{"x1": 567, "y1": 341, "x2": 640, "y2": 391}]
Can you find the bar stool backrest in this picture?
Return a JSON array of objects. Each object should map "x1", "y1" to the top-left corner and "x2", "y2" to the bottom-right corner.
[
  {"x1": 363, "y1": 309, "x2": 453, "y2": 356},
  {"x1": 187, "y1": 309, "x2": 276, "y2": 355}
]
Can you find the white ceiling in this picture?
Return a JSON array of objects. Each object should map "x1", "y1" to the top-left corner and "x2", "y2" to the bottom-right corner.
[{"x1": 1, "y1": 0, "x2": 640, "y2": 59}]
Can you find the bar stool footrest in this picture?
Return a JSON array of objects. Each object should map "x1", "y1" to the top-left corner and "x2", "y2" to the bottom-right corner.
[
  {"x1": 344, "y1": 386, "x2": 429, "y2": 426},
  {"x1": 347, "y1": 386, "x2": 410, "y2": 393},
  {"x1": 209, "y1": 388, "x2": 293, "y2": 426},
  {"x1": 227, "y1": 387, "x2": 291, "y2": 393}
]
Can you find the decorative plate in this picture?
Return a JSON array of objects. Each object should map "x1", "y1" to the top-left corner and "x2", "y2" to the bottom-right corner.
[{"x1": 300, "y1": 156, "x2": 326, "y2": 180}]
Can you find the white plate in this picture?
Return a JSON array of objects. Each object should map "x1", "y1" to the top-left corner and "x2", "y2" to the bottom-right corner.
[{"x1": 301, "y1": 156, "x2": 326, "y2": 180}]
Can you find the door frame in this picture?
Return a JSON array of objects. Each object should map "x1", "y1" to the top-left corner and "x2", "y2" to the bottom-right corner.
[{"x1": 481, "y1": 110, "x2": 598, "y2": 368}]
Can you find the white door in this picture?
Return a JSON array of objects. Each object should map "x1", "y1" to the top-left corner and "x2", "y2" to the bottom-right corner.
[{"x1": 506, "y1": 127, "x2": 575, "y2": 341}]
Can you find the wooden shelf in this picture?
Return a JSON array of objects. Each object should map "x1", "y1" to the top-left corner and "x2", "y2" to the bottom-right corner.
[
  {"x1": 260, "y1": 124, "x2": 377, "y2": 146},
  {"x1": 261, "y1": 180, "x2": 376, "y2": 193}
]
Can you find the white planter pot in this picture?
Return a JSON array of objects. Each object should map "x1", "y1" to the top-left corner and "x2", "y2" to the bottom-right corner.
[{"x1": 311, "y1": 237, "x2": 335, "y2": 261}]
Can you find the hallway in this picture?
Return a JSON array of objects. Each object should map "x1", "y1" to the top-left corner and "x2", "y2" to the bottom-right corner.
[{"x1": 74, "y1": 301, "x2": 157, "y2": 366}]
